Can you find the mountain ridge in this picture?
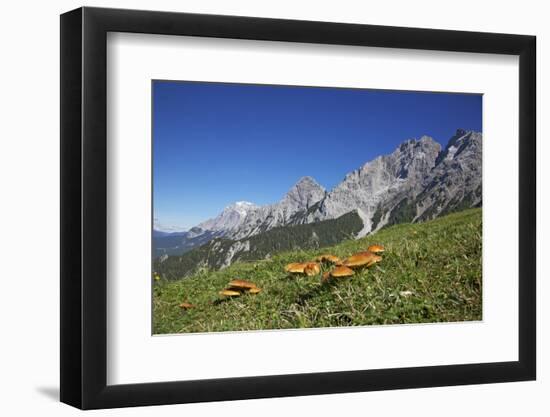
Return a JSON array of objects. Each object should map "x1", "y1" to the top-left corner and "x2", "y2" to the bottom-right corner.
[{"x1": 154, "y1": 129, "x2": 482, "y2": 269}]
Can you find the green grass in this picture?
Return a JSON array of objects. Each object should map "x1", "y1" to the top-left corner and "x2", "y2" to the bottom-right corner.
[{"x1": 153, "y1": 208, "x2": 482, "y2": 334}]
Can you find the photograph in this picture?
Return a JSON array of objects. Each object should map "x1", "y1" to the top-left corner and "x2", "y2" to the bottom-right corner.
[{"x1": 152, "y1": 80, "x2": 483, "y2": 334}]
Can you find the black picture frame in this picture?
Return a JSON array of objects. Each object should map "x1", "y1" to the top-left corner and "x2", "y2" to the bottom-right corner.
[{"x1": 60, "y1": 6, "x2": 536, "y2": 410}]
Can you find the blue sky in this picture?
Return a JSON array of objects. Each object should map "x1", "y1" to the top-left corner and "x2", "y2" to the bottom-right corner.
[{"x1": 153, "y1": 81, "x2": 482, "y2": 231}]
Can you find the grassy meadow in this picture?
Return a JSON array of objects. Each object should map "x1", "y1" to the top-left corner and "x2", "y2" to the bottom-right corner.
[{"x1": 153, "y1": 208, "x2": 482, "y2": 334}]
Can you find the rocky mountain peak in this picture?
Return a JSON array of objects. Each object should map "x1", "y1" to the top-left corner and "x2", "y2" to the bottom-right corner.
[
  {"x1": 197, "y1": 200, "x2": 258, "y2": 232},
  {"x1": 394, "y1": 135, "x2": 440, "y2": 154},
  {"x1": 306, "y1": 136, "x2": 442, "y2": 234},
  {"x1": 436, "y1": 129, "x2": 481, "y2": 164},
  {"x1": 448, "y1": 129, "x2": 475, "y2": 146},
  {"x1": 373, "y1": 136, "x2": 441, "y2": 182},
  {"x1": 283, "y1": 176, "x2": 326, "y2": 208},
  {"x1": 294, "y1": 175, "x2": 320, "y2": 188},
  {"x1": 394, "y1": 135, "x2": 438, "y2": 153},
  {"x1": 454, "y1": 128, "x2": 468, "y2": 137}
]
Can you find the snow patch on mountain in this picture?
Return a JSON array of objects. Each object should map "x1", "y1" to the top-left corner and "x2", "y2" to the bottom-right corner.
[{"x1": 197, "y1": 201, "x2": 259, "y2": 233}]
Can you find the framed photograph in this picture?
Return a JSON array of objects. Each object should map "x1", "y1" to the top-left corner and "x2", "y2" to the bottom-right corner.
[{"x1": 60, "y1": 6, "x2": 536, "y2": 409}]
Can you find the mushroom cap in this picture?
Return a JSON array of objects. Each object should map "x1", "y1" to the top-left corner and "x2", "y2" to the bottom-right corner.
[
  {"x1": 179, "y1": 302, "x2": 195, "y2": 309},
  {"x1": 367, "y1": 244, "x2": 385, "y2": 254},
  {"x1": 356, "y1": 251, "x2": 383, "y2": 266},
  {"x1": 344, "y1": 251, "x2": 382, "y2": 268},
  {"x1": 304, "y1": 262, "x2": 321, "y2": 276},
  {"x1": 343, "y1": 253, "x2": 374, "y2": 268},
  {"x1": 219, "y1": 289, "x2": 241, "y2": 297},
  {"x1": 367, "y1": 254, "x2": 383, "y2": 266},
  {"x1": 227, "y1": 279, "x2": 257, "y2": 290},
  {"x1": 247, "y1": 287, "x2": 262, "y2": 294},
  {"x1": 330, "y1": 265, "x2": 355, "y2": 278},
  {"x1": 314, "y1": 254, "x2": 343, "y2": 264},
  {"x1": 285, "y1": 262, "x2": 308, "y2": 273}
]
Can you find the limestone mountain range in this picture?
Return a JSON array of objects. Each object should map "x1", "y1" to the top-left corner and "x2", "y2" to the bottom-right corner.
[{"x1": 154, "y1": 129, "x2": 482, "y2": 269}]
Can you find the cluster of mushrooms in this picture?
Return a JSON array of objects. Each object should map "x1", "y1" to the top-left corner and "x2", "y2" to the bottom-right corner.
[
  {"x1": 178, "y1": 279, "x2": 262, "y2": 310},
  {"x1": 284, "y1": 244, "x2": 385, "y2": 283},
  {"x1": 219, "y1": 279, "x2": 262, "y2": 297},
  {"x1": 177, "y1": 245, "x2": 384, "y2": 311}
]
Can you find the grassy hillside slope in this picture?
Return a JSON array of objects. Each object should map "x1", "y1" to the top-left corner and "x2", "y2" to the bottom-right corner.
[
  {"x1": 155, "y1": 210, "x2": 363, "y2": 279},
  {"x1": 153, "y1": 208, "x2": 482, "y2": 334}
]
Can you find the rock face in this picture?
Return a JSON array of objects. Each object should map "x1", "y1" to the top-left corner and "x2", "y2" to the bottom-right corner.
[
  {"x1": 414, "y1": 129, "x2": 482, "y2": 221},
  {"x1": 194, "y1": 177, "x2": 326, "y2": 240},
  {"x1": 227, "y1": 176, "x2": 326, "y2": 239},
  {"x1": 367, "y1": 129, "x2": 482, "y2": 231},
  {"x1": 303, "y1": 136, "x2": 442, "y2": 235},
  {"x1": 153, "y1": 129, "x2": 482, "y2": 262}
]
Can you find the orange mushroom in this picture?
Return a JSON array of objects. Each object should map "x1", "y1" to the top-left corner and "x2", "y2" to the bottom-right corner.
[
  {"x1": 178, "y1": 302, "x2": 195, "y2": 310},
  {"x1": 367, "y1": 244, "x2": 385, "y2": 254},
  {"x1": 304, "y1": 262, "x2": 321, "y2": 276},
  {"x1": 285, "y1": 262, "x2": 308, "y2": 274},
  {"x1": 314, "y1": 254, "x2": 343, "y2": 265},
  {"x1": 219, "y1": 289, "x2": 242, "y2": 297},
  {"x1": 367, "y1": 254, "x2": 383, "y2": 267},
  {"x1": 247, "y1": 287, "x2": 262, "y2": 295},
  {"x1": 343, "y1": 251, "x2": 382, "y2": 269},
  {"x1": 227, "y1": 279, "x2": 257, "y2": 291},
  {"x1": 329, "y1": 265, "x2": 355, "y2": 278}
]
